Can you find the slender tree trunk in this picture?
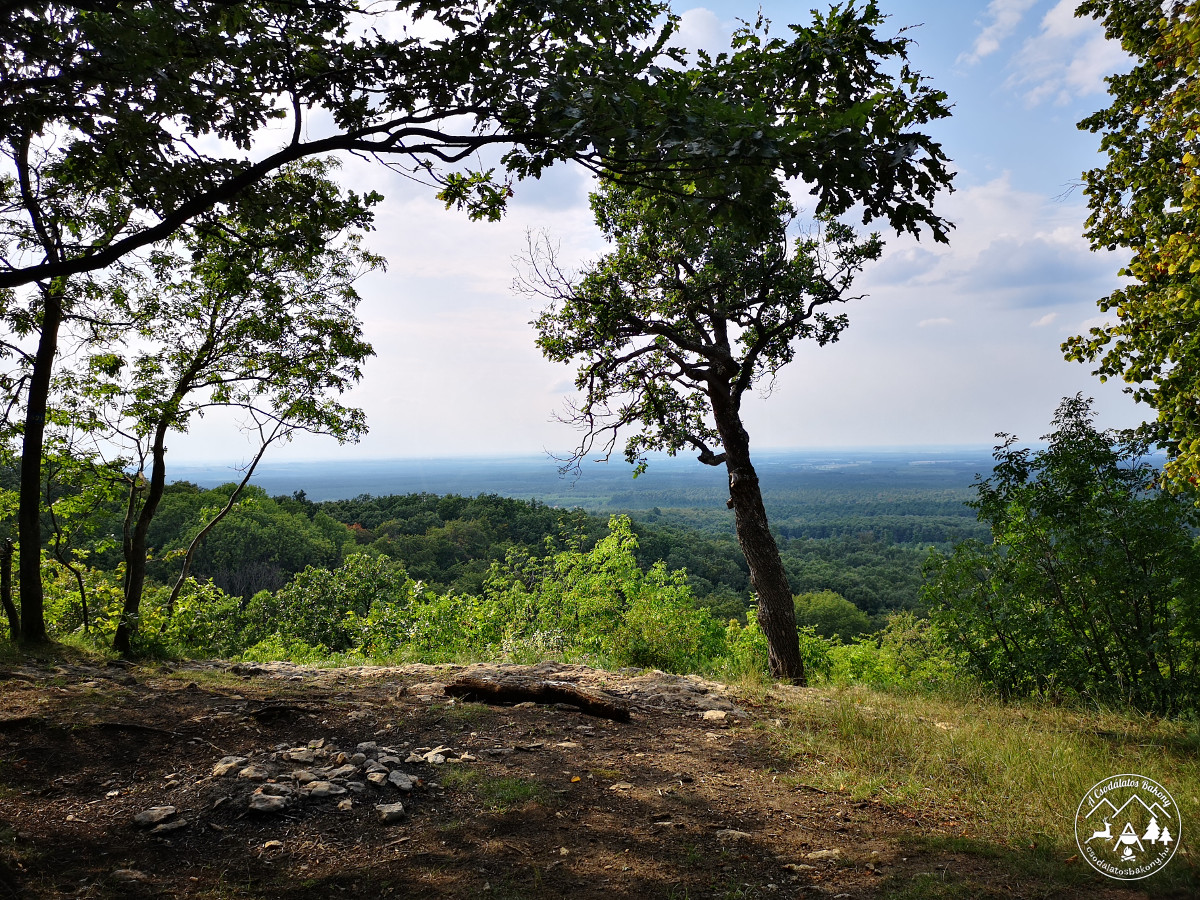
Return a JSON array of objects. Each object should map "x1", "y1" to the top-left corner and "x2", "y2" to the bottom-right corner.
[
  {"x1": 1, "y1": 540, "x2": 18, "y2": 641},
  {"x1": 113, "y1": 421, "x2": 172, "y2": 655},
  {"x1": 710, "y1": 386, "x2": 805, "y2": 683},
  {"x1": 17, "y1": 279, "x2": 66, "y2": 645}
]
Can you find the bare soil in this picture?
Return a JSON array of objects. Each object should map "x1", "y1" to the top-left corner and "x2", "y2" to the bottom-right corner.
[{"x1": 0, "y1": 655, "x2": 1166, "y2": 899}]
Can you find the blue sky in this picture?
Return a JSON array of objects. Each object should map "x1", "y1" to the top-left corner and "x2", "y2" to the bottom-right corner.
[{"x1": 172, "y1": 0, "x2": 1143, "y2": 464}]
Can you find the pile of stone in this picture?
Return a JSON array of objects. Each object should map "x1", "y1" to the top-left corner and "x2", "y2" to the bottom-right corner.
[
  {"x1": 213, "y1": 738, "x2": 454, "y2": 821},
  {"x1": 133, "y1": 737, "x2": 475, "y2": 832}
]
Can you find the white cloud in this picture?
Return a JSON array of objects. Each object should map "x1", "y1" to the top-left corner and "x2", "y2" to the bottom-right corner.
[
  {"x1": 958, "y1": 0, "x2": 1040, "y2": 65},
  {"x1": 1008, "y1": 0, "x2": 1129, "y2": 105},
  {"x1": 1031, "y1": 312, "x2": 1058, "y2": 326},
  {"x1": 918, "y1": 317, "x2": 953, "y2": 327},
  {"x1": 675, "y1": 7, "x2": 733, "y2": 61}
]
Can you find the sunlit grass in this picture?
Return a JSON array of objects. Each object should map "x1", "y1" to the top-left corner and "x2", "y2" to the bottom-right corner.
[{"x1": 760, "y1": 682, "x2": 1200, "y2": 891}]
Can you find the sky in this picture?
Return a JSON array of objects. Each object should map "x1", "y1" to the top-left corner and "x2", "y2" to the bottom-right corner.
[{"x1": 171, "y1": 0, "x2": 1143, "y2": 464}]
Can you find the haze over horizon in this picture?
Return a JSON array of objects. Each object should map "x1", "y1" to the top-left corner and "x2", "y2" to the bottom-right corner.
[{"x1": 165, "y1": 0, "x2": 1148, "y2": 466}]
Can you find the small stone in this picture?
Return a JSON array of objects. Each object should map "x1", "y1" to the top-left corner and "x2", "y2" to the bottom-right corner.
[
  {"x1": 365, "y1": 760, "x2": 388, "y2": 774},
  {"x1": 338, "y1": 798, "x2": 353, "y2": 811},
  {"x1": 377, "y1": 754, "x2": 402, "y2": 766},
  {"x1": 110, "y1": 869, "x2": 150, "y2": 883},
  {"x1": 356, "y1": 741, "x2": 379, "y2": 754},
  {"x1": 212, "y1": 756, "x2": 249, "y2": 776},
  {"x1": 387, "y1": 771, "x2": 418, "y2": 791},
  {"x1": 782, "y1": 863, "x2": 816, "y2": 872},
  {"x1": 308, "y1": 738, "x2": 326, "y2": 749},
  {"x1": 558, "y1": 847, "x2": 569, "y2": 856},
  {"x1": 806, "y1": 849, "x2": 843, "y2": 861},
  {"x1": 133, "y1": 806, "x2": 177, "y2": 828},
  {"x1": 292, "y1": 769, "x2": 318, "y2": 784},
  {"x1": 375, "y1": 802, "x2": 405, "y2": 823},
  {"x1": 284, "y1": 748, "x2": 315, "y2": 763},
  {"x1": 609, "y1": 782, "x2": 633, "y2": 791},
  {"x1": 327, "y1": 764, "x2": 358, "y2": 780},
  {"x1": 350, "y1": 752, "x2": 368, "y2": 765},
  {"x1": 263, "y1": 840, "x2": 284, "y2": 850},
  {"x1": 701, "y1": 710, "x2": 728, "y2": 722},
  {"x1": 237, "y1": 765, "x2": 271, "y2": 781},
  {"x1": 248, "y1": 792, "x2": 288, "y2": 813},
  {"x1": 367, "y1": 772, "x2": 388, "y2": 786},
  {"x1": 150, "y1": 819, "x2": 188, "y2": 836},
  {"x1": 258, "y1": 783, "x2": 293, "y2": 797},
  {"x1": 716, "y1": 829, "x2": 752, "y2": 840},
  {"x1": 304, "y1": 781, "x2": 347, "y2": 798}
]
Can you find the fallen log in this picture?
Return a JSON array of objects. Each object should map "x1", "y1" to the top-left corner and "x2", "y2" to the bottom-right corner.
[{"x1": 444, "y1": 673, "x2": 630, "y2": 722}]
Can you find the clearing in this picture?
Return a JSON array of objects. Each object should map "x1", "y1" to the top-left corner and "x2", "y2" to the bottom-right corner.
[{"x1": 0, "y1": 653, "x2": 1191, "y2": 899}]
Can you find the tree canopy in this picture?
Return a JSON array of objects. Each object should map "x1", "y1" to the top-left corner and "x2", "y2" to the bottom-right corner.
[{"x1": 1063, "y1": 0, "x2": 1200, "y2": 486}]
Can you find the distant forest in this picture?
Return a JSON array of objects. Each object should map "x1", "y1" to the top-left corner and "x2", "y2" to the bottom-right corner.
[{"x1": 66, "y1": 470, "x2": 986, "y2": 626}]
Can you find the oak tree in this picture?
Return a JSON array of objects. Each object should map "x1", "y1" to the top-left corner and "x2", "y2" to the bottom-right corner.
[
  {"x1": 1063, "y1": 1, "x2": 1200, "y2": 485},
  {"x1": 521, "y1": 5, "x2": 952, "y2": 682}
]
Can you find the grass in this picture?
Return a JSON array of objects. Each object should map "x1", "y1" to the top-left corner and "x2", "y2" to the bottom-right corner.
[
  {"x1": 761, "y1": 681, "x2": 1200, "y2": 894},
  {"x1": 439, "y1": 767, "x2": 545, "y2": 812}
]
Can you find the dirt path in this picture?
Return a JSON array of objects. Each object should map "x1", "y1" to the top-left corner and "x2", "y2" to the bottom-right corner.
[{"x1": 0, "y1": 658, "x2": 1151, "y2": 899}]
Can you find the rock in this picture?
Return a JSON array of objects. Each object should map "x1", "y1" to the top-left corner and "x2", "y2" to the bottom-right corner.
[
  {"x1": 806, "y1": 849, "x2": 843, "y2": 861},
  {"x1": 110, "y1": 869, "x2": 151, "y2": 883},
  {"x1": 609, "y1": 782, "x2": 633, "y2": 791},
  {"x1": 327, "y1": 764, "x2": 359, "y2": 780},
  {"x1": 378, "y1": 754, "x2": 403, "y2": 766},
  {"x1": 364, "y1": 760, "x2": 388, "y2": 774},
  {"x1": 257, "y1": 783, "x2": 293, "y2": 797},
  {"x1": 248, "y1": 792, "x2": 287, "y2": 814},
  {"x1": 283, "y1": 748, "x2": 315, "y2": 763},
  {"x1": 263, "y1": 840, "x2": 284, "y2": 850},
  {"x1": 212, "y1": 756, "x2": 249, "y2": 776},
  {"x1": 367, "y1": 772, "x2": 388, "y2": 786},
  {"x1": 149, "y1": 819, "x2": 188, "y2": 836},
  {"x1": 133, "y1": 806, "x2": 177, "y2": 828},
  {"x1": 350, "y1": 752, "x2": 367, "y2": 765},
  {"x1": 356, "y1": 741, "x2": 379, "y2": 754},
  {"x1": 375, "y1": 802, "x2": 405, "y2": 824},
  {"x1": 781, "y1": 863, "x2": 816, "y2": 872},
  {"x1": 337, "y1": 799, "x2": 353, "y2": 811},
  {"x1": 237, "y1": 765, "x2": 272, "y2": 781},
  {"x1": 701, "y1": 710, "x2": 728, "y2": 722},
  {"x1": 304, "y1": 781, "x2": 347, "y2": 798},
  {"x1": 716, "y1": 829, "x2": 752, "y2": 840},
  {"x1": 345, "y1": 781, "x2": 366, "y2": 793},
  {"x1": 388, "y1": 771, "x2": 418, "y2": 791},
  {"x1": 292, "y1": 769, "x2": 318, "y2": 784}
]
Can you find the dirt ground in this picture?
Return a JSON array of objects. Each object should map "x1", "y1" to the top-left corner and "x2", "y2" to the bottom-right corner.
[{"x1": 0, "y1": 656, "x2": 1166, "y2": 899}]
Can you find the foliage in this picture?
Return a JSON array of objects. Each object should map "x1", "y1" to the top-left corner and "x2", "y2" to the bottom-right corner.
[
  {"x1": 826, "y1": 612, "x2": 960, "y2": 688},
  {"x1": 1063, "y1": 1, "x2": 1200, "y2": 486},
  {"x1": 922, "y1": 395, "x2": 1200, "y2": 713},
  {"x1": 794, "y1": 589, "x2": 872, "y2": 643}
]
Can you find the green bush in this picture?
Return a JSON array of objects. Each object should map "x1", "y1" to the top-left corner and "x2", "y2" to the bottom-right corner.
[{"x1": 793, "y1": 589, "x2": 872, "y2": 643}]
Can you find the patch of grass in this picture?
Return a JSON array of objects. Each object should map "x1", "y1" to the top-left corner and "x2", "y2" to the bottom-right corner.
[
  {"x1": 440, "y1": 767, "x2": 545, "y2": 812},
  {"x1": 590, "y1": 767, "x2": 623, "y2": 780},
  {"x1": 769, "y1": 683, "x2": 1200, "y2": 894},
  {"x1": 441, "y1": 701, "x2": 491, "y2": 725}
]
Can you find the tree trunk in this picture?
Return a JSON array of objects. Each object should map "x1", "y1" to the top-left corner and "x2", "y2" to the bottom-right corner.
[
  {"x1": 113, "y1": 422, "x2": 172, "y2": 656},
  {"x1": 17, "y1": 280, "x2": 66, "y2": 645},
  {"x1": 1, "y1": 540, "x2": 18, "y2": 641},
  {"x1": 710, "y1": 387, "x2": 805, "y2": 684}
]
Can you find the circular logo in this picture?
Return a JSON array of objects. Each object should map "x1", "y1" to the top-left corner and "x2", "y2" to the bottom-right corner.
[{"x1": 1075, "y1": 774, "x2": 1182, "y2": 880}]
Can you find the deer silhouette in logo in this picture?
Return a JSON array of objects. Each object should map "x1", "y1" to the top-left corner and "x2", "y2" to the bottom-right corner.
[{"x1": 1086, "y1": 820, "x2": 1113, "y2": 843}]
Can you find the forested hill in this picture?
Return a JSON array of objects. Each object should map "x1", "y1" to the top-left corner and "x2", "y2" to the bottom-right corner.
[{"x1": 111, "y1": 459, "x2": 988, "y2": 624}]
